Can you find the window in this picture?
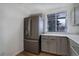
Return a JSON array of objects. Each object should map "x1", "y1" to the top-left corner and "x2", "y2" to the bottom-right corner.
[{"x1": 47, "y1": 12, "x2": 66, "y2": 32}]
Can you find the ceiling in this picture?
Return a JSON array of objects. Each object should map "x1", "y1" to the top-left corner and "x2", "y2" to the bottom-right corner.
[
  {"x1": 0, "y1": 3, "x2": 73, "y2": 16},
  {"x1": 15, "y1": 3, "x2": 72, "y2": 13}
]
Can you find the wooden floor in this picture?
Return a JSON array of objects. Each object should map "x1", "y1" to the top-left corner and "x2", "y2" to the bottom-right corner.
[{"x1": 17, "y1": 51, "x2": 56, "y2": 56}]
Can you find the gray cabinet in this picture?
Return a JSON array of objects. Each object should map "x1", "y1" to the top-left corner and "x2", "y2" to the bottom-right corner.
[
  {"x1": 48, "y1": 38, "x2": 57, "y2": 54},
  {"x1": 57, "y1": 37, "x2": 69, "y2": 55},
  {"x1": 41, "y1": 35, "x2": 69, "y2": 56},
  {"x1": 41, "y1": 39, "x2": 48, "y2": 52},
  {"x1": 69, "y1": 39, "x2": 79, "y2": 56},
  {"x1": 41, "y1": 36, "x2": 48, "y2": 52},
  {"x1": 41, "y1": 37, "x2": 57, "y2": 54}
]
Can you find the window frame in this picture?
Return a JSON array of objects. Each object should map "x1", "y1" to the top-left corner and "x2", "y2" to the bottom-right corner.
[{"x1": 47, "y1": 11, "x2": 67, "y2": 33}]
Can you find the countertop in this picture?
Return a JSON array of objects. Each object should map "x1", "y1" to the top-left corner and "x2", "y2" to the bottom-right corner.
[{"x1": 41, "y1": 33, "x2": 79, "y2": 45}]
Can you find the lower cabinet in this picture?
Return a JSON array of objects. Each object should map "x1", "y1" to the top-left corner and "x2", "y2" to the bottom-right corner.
[
  {"x1": 41, "y1": 35, "x2": 69, "y2": 56},
  {"x1": 70, "y1": 47, "x2": 78, "y2": 56},
  {"x1": 48, "y1": 39, "x2": 57, "y2": 54},
  {"x1": 69, "y1": 39, "x2": 79, "y2": 56},
  {"x1": 56, "y1": 37, "x2": 69, "y2": 55},
  {"x1": 41, "y1": 39, "x2": 48, "y2": 52}
]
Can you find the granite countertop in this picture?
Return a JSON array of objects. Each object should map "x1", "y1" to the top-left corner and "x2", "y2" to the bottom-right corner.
[{"x1": 41, "y1": 33, "x2": 79, "y2": 45}]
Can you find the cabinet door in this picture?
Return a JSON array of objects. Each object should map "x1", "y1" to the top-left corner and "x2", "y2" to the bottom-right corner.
[
  {"x1": 56, "y1": 37, "x2": 61, "y2": 55},
  {"x1": 57, "y1": 37, "x2": 68, "y2": 55},
  {"x1": 41, "y1": 38, "x2": 48, "y2": 52},
  {"x1": 61, "y1": 37, "x2": 68, "y2": 55},
  {"x1": 48, "y1": 37, "x2": 57, "y2": 54},
  {"x1": 69, "y1": 39, "x2": 79, "y2": 56}
]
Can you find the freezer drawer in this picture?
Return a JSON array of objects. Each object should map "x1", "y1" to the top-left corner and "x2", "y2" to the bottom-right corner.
[{"x1": 24, "y1": 39, "x2": 40, "y2": 54}]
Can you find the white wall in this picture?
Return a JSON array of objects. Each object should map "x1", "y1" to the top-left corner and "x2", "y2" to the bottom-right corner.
[
  {"x1": 0, "y1": 4, "x2": 30, "y2": 56},
  {"x1": 0, "y1": 3, "x2": 44, "y2": 56},
  {"x1": 68, "y1": 4, "x2": 79, "y2": 34},
  {"x1": 0, "y1": 5, "x2": 4, "y2": 55}
]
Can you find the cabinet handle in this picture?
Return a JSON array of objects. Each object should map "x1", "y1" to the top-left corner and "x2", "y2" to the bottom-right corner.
[
  {"x1": 50, "y1": 39, "x2": 55, "y2": 40},
  {"x1": 42, "y1": 38, "x2": 47, "y2": 39}
]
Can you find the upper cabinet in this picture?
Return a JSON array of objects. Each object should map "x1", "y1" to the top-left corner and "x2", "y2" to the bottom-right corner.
[{"x1": 74, "y1": 4, "x2": 79, "y2": 25}]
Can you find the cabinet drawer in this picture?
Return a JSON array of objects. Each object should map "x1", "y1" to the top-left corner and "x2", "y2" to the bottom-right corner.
[
  {"x1": 24, "y1": 39, "x2": 39, "y2": 54},
  {"x1": 41, "y1": 36, "x2": 49, "y2": 39},
  {"x1": 48, "y1": 36, "x2": 67, "y2": 40},
  {"x1": 48, "y1": 36, "x2": 58, "y2": 40}
]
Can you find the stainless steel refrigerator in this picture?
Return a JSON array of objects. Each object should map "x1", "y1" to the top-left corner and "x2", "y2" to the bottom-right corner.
[{"x1": 24, "y1": 14, "x2": 44, "y2": 54}]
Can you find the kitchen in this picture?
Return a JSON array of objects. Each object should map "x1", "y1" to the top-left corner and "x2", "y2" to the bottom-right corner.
[
  {"x1": 23, "y1": 3, "x2": 79, "y2": 56},
  {"x1": 0, "y1": 3, "x2": 79, "y2": 56}
]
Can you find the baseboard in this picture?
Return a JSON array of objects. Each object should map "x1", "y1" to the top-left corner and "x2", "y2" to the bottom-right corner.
[
  {"x1": 12, "y1": 49, "x2": 24, "y2": 56},
  {"x1": 41, "y1": 51, "x2": 62, "y2": 56}
]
